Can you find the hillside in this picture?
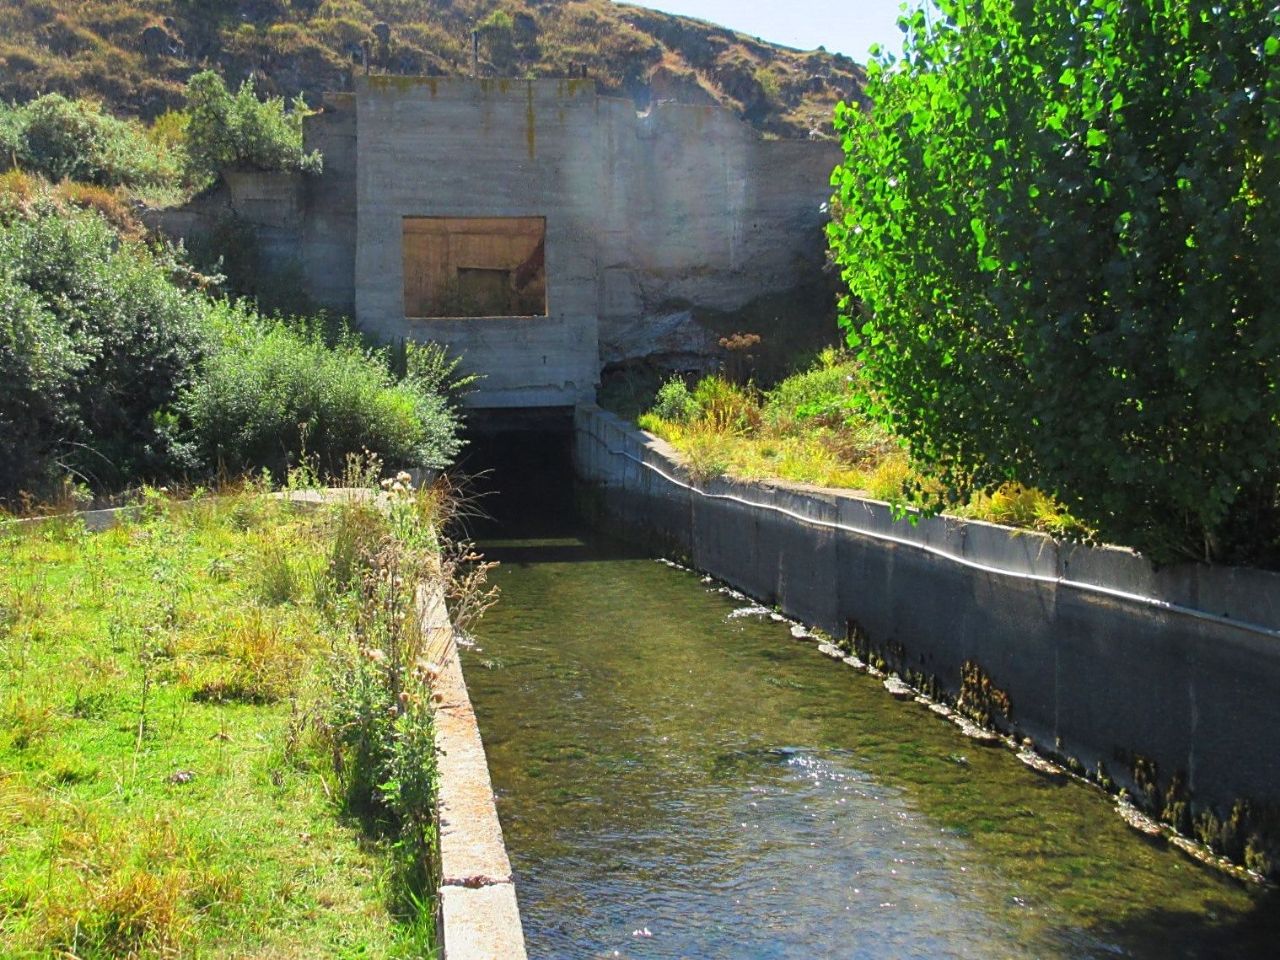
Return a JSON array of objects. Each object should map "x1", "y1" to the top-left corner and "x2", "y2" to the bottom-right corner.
[{"x1": 0, "y1": 1, "x2": 866, "y2": 138}]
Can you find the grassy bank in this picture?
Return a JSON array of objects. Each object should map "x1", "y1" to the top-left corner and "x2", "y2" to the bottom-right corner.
[
  {"x1": 627, "y1": 349, "x2": 1085, "y2": 538},
  {"x1": 0, "y1": 481, "x2": 455, "y2": 958}
]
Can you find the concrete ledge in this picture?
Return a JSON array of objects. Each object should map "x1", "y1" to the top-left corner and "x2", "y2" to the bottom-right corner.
[
  {"x1": 2, "y1": 504, "x2": 141, "y2": 532},
  {"x1": 420, "y1": 584, "x2": 528, "y2": 960},
  {"x1": 440, "y1": 885, "x2": 528, "y2": 959},
  {"x1": 577, "y1": 405, "x2": 1280, "y2": 633},
  {"x1": 0, "y1": 489, "x2": 378, "y2": 535}
]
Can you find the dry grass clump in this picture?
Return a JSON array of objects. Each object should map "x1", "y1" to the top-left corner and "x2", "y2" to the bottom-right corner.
[
  {"x1": 54, "y1": 180, "x2": 145, "y2": 237},
  {"x1": 0, "y1": 169, "x2": 145, "y2": 236},
  {"x1": 188, "y1": 607, "x2": 313, "y2": 705}
]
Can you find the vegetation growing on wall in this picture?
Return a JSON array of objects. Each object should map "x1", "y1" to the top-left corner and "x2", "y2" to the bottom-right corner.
[
  {"x1": 828, "y1": 0, "x2": 1280, "y2": 567},
  {"x1": 1, "y1": 74, "x2": 323, "y2": 206},
  {"x1": 0, "y1": 93, "x2": 183, "y2": 198},
  {"x1": 183, "y1": 70, "x2": 322, "y2": 184},
  {"x1": 631, "y1": 350, "x2": 1084, "y2": 538}
]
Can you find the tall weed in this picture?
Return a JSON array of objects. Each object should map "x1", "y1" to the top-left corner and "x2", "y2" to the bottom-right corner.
[
  {"x1": 322, "y1": 480, "x2": 494, "y2": 939},
  {"x1": 691, "y1": 375, "x2": 760, "y2": 434}
]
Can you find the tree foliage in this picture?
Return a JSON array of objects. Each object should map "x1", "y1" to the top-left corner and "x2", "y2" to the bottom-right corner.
[
  {"x1": 829, "y1": 0, "x2": 1280, "y2": 565},
  {"x1": 183, "y1": 71, "x2": 322, "y2": 183}
]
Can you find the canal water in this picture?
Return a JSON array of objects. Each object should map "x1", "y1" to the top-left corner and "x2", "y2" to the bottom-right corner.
[{"x1": 460, "y1": 429, "x2": 1277, "y2": 959}]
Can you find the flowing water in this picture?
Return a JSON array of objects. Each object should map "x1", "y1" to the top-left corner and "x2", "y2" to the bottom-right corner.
[{"x1": 461, "y1": 430, "x2": 1277, "y2": 959}]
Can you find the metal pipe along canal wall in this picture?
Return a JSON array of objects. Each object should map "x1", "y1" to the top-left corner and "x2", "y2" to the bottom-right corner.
[{"x1": 573, "y1": 405, "x2": 1280, "y2": 862}]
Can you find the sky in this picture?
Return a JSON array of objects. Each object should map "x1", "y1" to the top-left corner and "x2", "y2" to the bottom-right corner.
[{"x1": 616, "y1": 0, "x2": 917, "y2": 61}]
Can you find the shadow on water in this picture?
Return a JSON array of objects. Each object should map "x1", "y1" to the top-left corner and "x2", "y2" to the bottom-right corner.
[
  {"x1": 458, "y1": 419, "x2": 1280, "y2": 960},
  {"x1": 1097, "y1": 892, "x2": 1280, "y2": 960},
  {"x1": 456, "y1": 418, "x2": 644, "y2": 564}
]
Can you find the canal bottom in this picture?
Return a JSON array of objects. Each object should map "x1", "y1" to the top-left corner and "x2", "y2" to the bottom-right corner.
[{"x1": 457, "y1": 427, "x2": 1278, "y2": 959}]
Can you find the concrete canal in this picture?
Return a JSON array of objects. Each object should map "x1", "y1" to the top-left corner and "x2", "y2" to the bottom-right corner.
[{"x1": 461, "y1": 429, "x2": 1277, "y2": 959}]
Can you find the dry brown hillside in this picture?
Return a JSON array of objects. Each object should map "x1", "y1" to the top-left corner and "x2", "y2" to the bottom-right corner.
[{"x1": 0, "y1": 0, "x2": 866, "y2": 137}]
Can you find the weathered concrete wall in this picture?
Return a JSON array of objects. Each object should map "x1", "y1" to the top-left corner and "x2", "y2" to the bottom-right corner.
[
  {"x1": 351, "y1": 77, "x2": 838, "y2": 407},
  {"x1": 148, "y1": 78, "x2": 839, "y2": 408},
  {"x1": 593, "y1": 98, "x2": 840, "y2": 365},
  {"x1": 354, "y1": 77, "x2": 602, "y2": 408},
  {"x1": 301, "y1": 93, "x2": 358, "y2": 314},
  {"x1": 574, "y1": 405, "x2": 1280, "y2": 837},
  {"x1": 140, "y1": 92, "x2": 358, "y2": 316},
  {"x1": 222, "y1": 170, "x2": 307, "y2": 281}
]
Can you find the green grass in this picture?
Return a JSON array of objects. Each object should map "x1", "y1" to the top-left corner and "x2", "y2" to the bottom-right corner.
[
  {"x1": 628, "y1": 350, "x2": 1087, "y2": 539},
  {"x1": 0, "y1": 491, "x2": 438, "y2": 959}
]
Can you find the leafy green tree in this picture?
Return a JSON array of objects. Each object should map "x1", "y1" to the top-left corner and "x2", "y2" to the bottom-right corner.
[
  {"x1": 829, "y1": 0, "x2": 1280, "y2": 565},
  {"x1": 0, "y1": 200, "x2": 208, "y2": 492},
  {"x1": 183, "y1": 71, "x2": 322, "y2": 183}
]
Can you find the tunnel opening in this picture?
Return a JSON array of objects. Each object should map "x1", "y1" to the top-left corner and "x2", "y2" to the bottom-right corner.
[{"x1": 454, "y1": 408, "x2": 577, "y2": 541}]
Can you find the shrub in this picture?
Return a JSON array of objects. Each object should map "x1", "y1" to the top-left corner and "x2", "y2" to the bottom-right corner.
[
  {"x1": 0, "y1": 104, "x2": 22, "y2": 168},
  {"x1": 180, "y1": 306, "x2": 461, "y2": 479},
  {"x1": 650, "y1": 376, "x2": 697, "y2": 424},
  {"x1": 0, "y1": 201, "x2": 207, "y2": 494},
  {"x1": 183, "y1": 71, "x2": 322, "y2": 183},
  {"x1": 0, "y1": 270, "x2": 83, "y2": 495},
  {"x1": 0, "y1": 194, "x2": 463, "y2": 502},
  {"x1": 829, "y1": 0, "x2": 1280, "y2": 565},
  {"x1": 401, "y1": 339, "x2": 481, "y2": 400},
  {"x1": 479, "y1": 9, "x2": 516, "y2": 67},
  {"x1": 5, "y1": 93, "x2": 181, "y2": 190},
  {"x1": 763, "y1": 348, "x2": 858, "y2": 429}
]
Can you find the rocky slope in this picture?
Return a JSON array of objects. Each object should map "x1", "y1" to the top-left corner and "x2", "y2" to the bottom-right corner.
[{"x1": 0, "y1": 0, "x2": 865, "y2": 138}]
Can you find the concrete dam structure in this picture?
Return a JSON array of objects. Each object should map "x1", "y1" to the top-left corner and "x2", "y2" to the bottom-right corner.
[{"x1": 163, "y1": 77, "x2": 840, "y2": 408}]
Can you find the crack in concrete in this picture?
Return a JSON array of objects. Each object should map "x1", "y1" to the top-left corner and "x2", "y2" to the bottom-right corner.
[{"x1": 443, "y1": 876, "x2": 515, "y2": 890}]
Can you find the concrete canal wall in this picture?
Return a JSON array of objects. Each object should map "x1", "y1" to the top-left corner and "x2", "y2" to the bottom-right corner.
[
  {"x1": 419, "y1": 582, "x2": 528, "y2": 960},
  {"x1": 574, "y1": 405, "x2": 1280, "y2": 851}
]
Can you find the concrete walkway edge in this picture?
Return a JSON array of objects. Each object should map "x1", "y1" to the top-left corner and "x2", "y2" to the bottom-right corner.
[{"x1": 420, "y1": 582, "x2": 529, "y2": 960}]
